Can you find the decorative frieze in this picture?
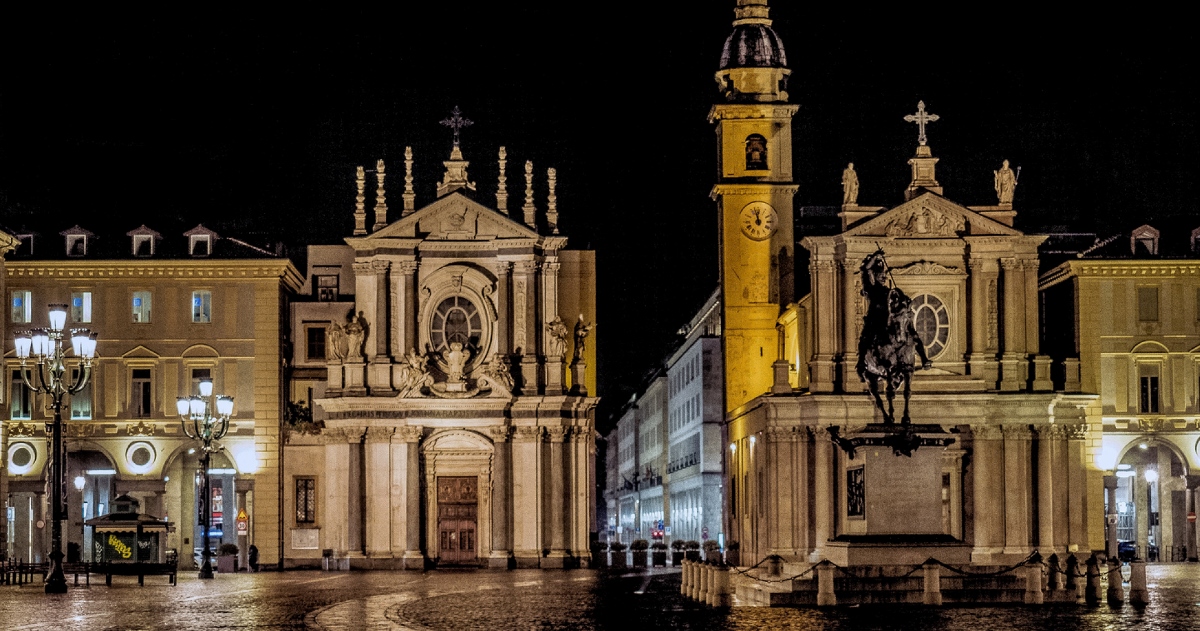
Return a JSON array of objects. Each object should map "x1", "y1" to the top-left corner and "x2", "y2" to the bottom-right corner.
[
  {"x1": 7, "y1": 422, "x2": 40, "y2": 437},
  {"x1": 126, "y1": 421, "x2": 156, "y2": 436},
  {"x1": 1063, "y1": 424, "x2": 1089, "y2": 440}
]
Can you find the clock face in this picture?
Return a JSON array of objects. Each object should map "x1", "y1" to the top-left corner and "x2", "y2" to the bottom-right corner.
[{"x1": 739, "y1": 202, "x2": 778, "y2": 241}]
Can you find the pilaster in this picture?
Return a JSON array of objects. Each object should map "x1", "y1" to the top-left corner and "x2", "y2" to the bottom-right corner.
[
  {"x1": 543, "y1": 425, "x2": 569, "y2": 568},
  {"x1": 392, "y1": 425, "x2": 425, "y2": 568},
  {"x1": 513, "y1": 261, "x2": 540, "y2": 395},
  {"x1": 999, "y1": 258, "x2": 1023, "y2": 392},
  {"x1": 971, "y1": 424, "x2": 1005, "y2": 563},
  {"x1": 364, "y1": 427, "x2": 394, "y2": 558},
  {"x1": 1001, "y1": 425, "x2": 1032, "y2": 556},
  {"x1": 511, "y1": 426, "x2": 543, "y2": 567},
  {"x1": 487, "y1": 425, "x2": 512, "y2": 568}
]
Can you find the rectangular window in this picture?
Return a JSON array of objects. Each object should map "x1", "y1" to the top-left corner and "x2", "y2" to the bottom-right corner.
[
  {"x1": 132, "y1": 291, "x2": 152, "y2": 323},
  {"x1": 191, "y1": 368, "x2": 212, "y2": 395},
  {"x1": 1140, "y1": 376, "x2": 1160, "y2": 414},
  {"x1": 315, "y1": 275, "x2": 339, "y2": 302},
  {"x1": 10, "y1": 370, "x2": 32, "y2": 420},
  {"x1": 192, "y1": 290, "x2": 212, "y2": 324},
  {"x1": 131, "y1": 368, "x2": 152, "y2": 417},
  {"x1": 11, "y1": 290, "x2": 31, "y2": 324},
  {"x1": 70, "y1": 368, "x2": 92, "y2": 420},
  {"x1": 71, "y1": 291, "x2": 92, "y2": 323},
  {"x1": 306, "y1": 326, "x2": 327, "y2": 361},
  {"x1": 296, "y1": 478, "x2": 316, "y2": 524},
  {"x1": 133, "y1": 235, "x2": 153, "y2": 257},
  {"x1": 1138, "y1": 287, "x2": 1160, "y2": 322}
]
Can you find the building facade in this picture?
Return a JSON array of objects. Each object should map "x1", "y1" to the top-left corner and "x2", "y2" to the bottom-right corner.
[
  {"x1": 1041, "y1": 223, "x2": 1200, "y2": 562},
  {"x1": 2, "y1": 225, "x2": 300, "y2": 569},
  {"x1": 283, "y1": 140, "x2": 598, "y2": 569},
  {"x1": 604, "y1": 290, "x2": 724, "y2": 546}
]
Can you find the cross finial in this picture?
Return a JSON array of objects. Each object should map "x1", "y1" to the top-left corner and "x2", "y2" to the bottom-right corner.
[
  {"x1": 903, "y1": 100, "x2": 940, "y2": 146},
  {"x1": 439, "y1": 106, "x2": 474, "y2": 147}
]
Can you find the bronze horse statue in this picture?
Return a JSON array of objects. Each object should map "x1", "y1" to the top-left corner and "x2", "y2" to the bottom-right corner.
[{"x1": 855, "y1": 249, "x2": 931, "y2": 425}]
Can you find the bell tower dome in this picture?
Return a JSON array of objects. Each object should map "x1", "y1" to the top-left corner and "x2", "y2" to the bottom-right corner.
[{"x1": 710, "y1": 0, "x2": 800, "y2": 411}]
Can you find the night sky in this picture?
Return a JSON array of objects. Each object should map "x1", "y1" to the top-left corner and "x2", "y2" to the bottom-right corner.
[{"x1": 2, "y1": 3, "x2": 1196, "y2": 430}]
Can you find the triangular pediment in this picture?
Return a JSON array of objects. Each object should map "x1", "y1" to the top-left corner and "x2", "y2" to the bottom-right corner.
[
  {"x1": 365, "y1": 193, "x2": 538, "y2": 242},
  {"x1": 121, "y1": 345, "x2": 162, "y2": 359},
  {"x1": 843, "y1": 192, "x2": 1022, "y2": 238}
]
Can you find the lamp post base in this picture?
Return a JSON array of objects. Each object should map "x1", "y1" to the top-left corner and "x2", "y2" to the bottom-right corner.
[
  {"x1": 199, "y1": 554, "x2": 215, "y2": 579},
  {"x1": 45, "y1": 550, "x2": 67, "y2": 593}
]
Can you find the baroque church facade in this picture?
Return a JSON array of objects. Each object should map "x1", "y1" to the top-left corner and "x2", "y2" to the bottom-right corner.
[
  {"x1": 714, "y1": 0, "x2": 1103, "y2": 568},
  {"x1": 282, "y1": 134, "x2": 598, "y2": 569}
]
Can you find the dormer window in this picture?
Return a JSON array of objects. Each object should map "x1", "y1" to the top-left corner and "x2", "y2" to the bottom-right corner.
[
  {"x1": 745, "y1": 134, "x2": 768, "y2": 171},
  {"x1": 126, "y1": 225, "x2": 162, "y2": 257},
  {"x1": 15, "y1": 233, "x2": 34, "y2": 256},
  {"x1": 1191, "y1": 227, "x2": 1200, "y2": 255},
  {"x1": 1131, "y1": 224, "x2": 1159, "y2": 256},
  {"x1": 184, "y1": 225, "x2": 219, "y2": 258},
  {"x1": 60, "y1": 225, "x2": 95, "y2": 257}
]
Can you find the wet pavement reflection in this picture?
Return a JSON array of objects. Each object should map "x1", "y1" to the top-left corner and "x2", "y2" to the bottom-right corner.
[{"x1": 1, "y1": 564, "x2": 1199, "y2": 630}]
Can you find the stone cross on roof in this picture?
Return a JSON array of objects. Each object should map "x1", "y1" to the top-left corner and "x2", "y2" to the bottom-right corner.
[
  {"x1": 903, "y1": 100, "x2": 939, "y2": 147},
  {"x1": 440, "y1": 106, "x2": 474, "y2": 147}
]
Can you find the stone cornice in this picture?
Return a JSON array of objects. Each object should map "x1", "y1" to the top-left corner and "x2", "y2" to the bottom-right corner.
[
  {"x1": 7, "y1": 259, "x2": 304, "y2": 291},
  {"x1": 707, "y1": 104, "x2": 800, "y2": 123},
  {"x1": 710, "y1": 184, "x2": 800, "y2": 199}
]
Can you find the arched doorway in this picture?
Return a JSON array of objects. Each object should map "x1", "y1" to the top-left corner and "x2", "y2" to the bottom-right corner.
[{"x1": 1113, "y1": 440, "x2": 1191, "y2": 562}]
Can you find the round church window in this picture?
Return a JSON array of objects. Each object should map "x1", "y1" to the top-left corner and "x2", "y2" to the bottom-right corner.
[
  {"x1": 126, "y1": 442, "x2": 156, "y2": 473},
  {"x1": 430, "y1": 296, "x2": 482, "y2": 352},
  {"x1": 8, "y1": 442, "x2": 36, "y2": 475},
  {"x1": 911, "y1": 293, "x2": 950, "y2": 358}
]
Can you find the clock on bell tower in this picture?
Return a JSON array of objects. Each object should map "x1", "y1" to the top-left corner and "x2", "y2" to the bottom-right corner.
[{"x1": 710, "y1": 0, "x2": 798, "y2": 412}]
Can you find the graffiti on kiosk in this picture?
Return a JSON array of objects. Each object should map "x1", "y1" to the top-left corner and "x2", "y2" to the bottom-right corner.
[{"x1": 108, "y1": 533, "x2": 133, "y2": 559}]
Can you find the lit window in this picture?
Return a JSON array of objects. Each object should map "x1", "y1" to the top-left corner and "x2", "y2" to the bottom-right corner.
[
  {"x1": 10, "y1": 370, "x2": 32, "y2": 420},
  {"x1": 315, "y1": 275, "x2": 339, "y2": 302},
  {"x1": 132, "y1": 291, "x2": 152, "y2": 323},
  {"x1": 131, "y1": 369, "x2": 152, "y2": 417},
  {"x1": 71, "y1": 291, "x2": 92, "y2": 323},
  {"x1": 11, "y1": 290, "x2": 31, "y2": 324},
  {"x1": 911, "y1": 293, "x2": 951, "y2": 358},
  {"x1": 1140, "y1": 375, "x2": 1160, "y2": 414},
  {"x1": 192, "y1": 290, "x2": 212, "y2": 324},
  {"x1": 70, "y1": 368, "x2": 92, "y2": 420},
  {"x1": 430, "y1": 296, "x2": 482, "y2": 352}
]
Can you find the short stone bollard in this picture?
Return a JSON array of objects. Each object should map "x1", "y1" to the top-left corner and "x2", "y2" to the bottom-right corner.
[
  {"x1": 816, "y1": 561, "x2": 837, "y2": 607},
  {"x1": 1048, "y1": 554, "x2": 1064, "y2": 591},
  {"x1": 1128, "y1": 560, "x2": 1149, "y2": 606},
  {"x1": 767, "y1": 556, "x2": 782, "y2": 577},
  {"x1": 681, "y1": 560, "x2": 691, "y2": 597},
  {"x1": 1085, "y1": 555, "x2": 1102, "y2": 605},
  {"x1": 1106, "y1": 558, "x2": 1125, "y2": 606},
  {"x1": 697, "y1": 562, "x2": 710, "y2": 602},
  {"x1": 710, "y1": 566, "x2": 731, "y2": 607},
  {"x1": 923, "y1": 562, "x2": 942, "y2": 606},
  {"x1": 1024, "y1": 563, "x2": 1045, "y2": 604}
]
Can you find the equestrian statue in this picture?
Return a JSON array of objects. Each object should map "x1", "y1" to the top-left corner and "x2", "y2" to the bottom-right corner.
[{"x1": 855, "y1": 248, "x2": 931, "y2": 425}]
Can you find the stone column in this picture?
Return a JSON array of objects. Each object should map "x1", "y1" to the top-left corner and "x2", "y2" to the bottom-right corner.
[
  {"x1": 1065, "y1": 424, "x2": 1089, "y2": 552},
  {"x1": 370, "y1": 261, "x2": 391, "y2": 361},
  {"x1": 493, "y1": 261, "x2": 512, "y2": 356},
  {"x1": 1037, "y1": 425, "x2": 1059, "y2": 554},
  {"x1": 511, "y1": 426, "x2": 542, "y2": 567},
  {"x1": 1002, "y1": 425, "x2": 1033, "y2": 557},
  {"x1": 796, "y1": 429, "x2": 812, "y2": 557},
  {"x1": 1104, "y1": 474, "x2": 1119, "y2": 560},
  {"x1": 1188, "y1": 476, "x2": 1200, "y2": 562},
  {"x1": 396, "y1": 260, "x2": 419, "y2": 356},
  {"x1": 943, "y1": 449, "x2": 965, "y2": 540},
  {"x1": 811, "y1": 433, "x2": 834, "y2": 561},
  {"x1": 513, "y1": 261, "x2": 539, "y2": 395},
  {"x1": 322, "y1": 429, "x2": 354, "y2": 558},
  {"x1": 809, "y1": 260, "x2": 839, "y2": 393},
  {"x1": 544, "y1": 426, "x2": 568, "y2": 567},
  {"x1": 487, "y1": 426, "x2": 512, "y2": 568},
  {"x1": 765, "y1": 427, "x2": 792, "y2": 556},
  {"x1": 999, "y1": 258, "x2": 1023, "y2": 392},
  {"x1": 391, "y1": 426, "x2": 424, "y2": 569},
  {"x1": 364, "y1": 427, "x2": 394, "y2": 560},
  {"x1": 972, "y1": 425, "x2": 1006, "y2": 563},
  {"x1": 966, "y1": 258, "x2": 988, "y2": 377}
]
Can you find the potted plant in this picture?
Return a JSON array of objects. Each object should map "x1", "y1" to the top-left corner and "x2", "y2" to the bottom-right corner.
[
  {"x1": 631, "y1": 539, "x2": 649, "y2": 568},
  {"x1": 670, "y1": 539, "x2": 686, "y2": 566},
  {"x1": 685, "y1": 540, "x2": 701, "y2": 562},
  {"x1": 609, "y1": 541, "x2": 627, "y2": 569},
  {"x1": 724, "y1": 540, "x2": 740, "y2": 567},
  {"x1": 651, "y1": 541, "x2": 668, "y2": 567},
  {"x1": 216, "y1": 543, "x2": 239, "y2": 573},
  {"x1": 590, "y1": 542, "x2": 606, "y2": 568},
  {"x1": 703, "y1": 539, "x2": 721, "y2": 564}
]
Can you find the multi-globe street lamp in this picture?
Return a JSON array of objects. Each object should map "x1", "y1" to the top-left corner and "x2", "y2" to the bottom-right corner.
[
  {"x1": 13, "y1": 303, "x2": 97, "y2": 594},
  {"x1": 177, "y1": 379, "x2": 233, "y2": 579}
]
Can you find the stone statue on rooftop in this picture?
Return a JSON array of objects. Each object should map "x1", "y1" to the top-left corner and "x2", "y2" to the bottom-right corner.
[
  {"x1": 994, "y1": 159, "x2": 1018, "y2": 204},
  {"x1": 842, "y1": 163, "x2": 859, "y2": 205}
]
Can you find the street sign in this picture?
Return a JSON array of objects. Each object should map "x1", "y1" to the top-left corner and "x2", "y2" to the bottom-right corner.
[
  {"x1": 657, "y1": 519, "x2": 664, "y2": 530},
  {"x1": 701, "y1": 526, "x2": 709, "y2": 540},
  {"x1": 236, "y1": 508, "x2": 249, "y2": 536},
  {"x1": 664, "y1": 526, "x2": 672, "y2": 536}
]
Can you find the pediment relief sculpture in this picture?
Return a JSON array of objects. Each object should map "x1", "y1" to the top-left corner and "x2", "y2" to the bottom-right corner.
[
  {"x1": 884, "y1": 206, "x2": 965, "y2": 237},
  {"x1": 891, "y1": 260, "x2": 965, "y2": 276}
]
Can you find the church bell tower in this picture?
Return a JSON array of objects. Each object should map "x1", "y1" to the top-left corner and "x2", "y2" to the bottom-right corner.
[{"x1": 711, "y1": 0, "x2": 799, "y2": 412}]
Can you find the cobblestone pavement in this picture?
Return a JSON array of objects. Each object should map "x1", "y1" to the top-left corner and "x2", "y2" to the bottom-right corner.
[{"x1": 2, "y1": 564, "x2": 1200, "y2": 630}]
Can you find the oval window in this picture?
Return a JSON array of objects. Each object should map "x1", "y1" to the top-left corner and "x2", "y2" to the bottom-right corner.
[
  {"x1": 430, "y1": 296, "x2": 482, "y2": 352},
  {"x1": 8, "y1": 442, "x2": 36, "y2": 475},
  {"x1": 911, "y1": 293, "x2": 950, "y2": 358}
]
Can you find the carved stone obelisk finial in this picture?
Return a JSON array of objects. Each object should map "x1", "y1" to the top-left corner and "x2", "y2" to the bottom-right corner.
[
  {"x1": 373, "y1": 159, "x2": 388, "y2": 231},
  {"x1": 497, "y1": 147, "x2": 509, "y2": 213},
  {"x1": 522, "y1": 160, "x2": 536, "y2": 227},
  {"x1": 402, "y1": 147, "x2": 416, "y2": 216},
  {"x1": 547, "y1": 167, "x2": 559, "y2": 234},
  {"x1": 353, "y1": 166, "x2": 367, "y2": 236}
]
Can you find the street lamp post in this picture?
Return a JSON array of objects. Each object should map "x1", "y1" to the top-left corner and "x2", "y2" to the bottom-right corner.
[
  {"x1": 13, "y1": 303, "x2": 97, "y2": 594},
  {"x1": 177, "y1": 379, "x2": 233, "y2": 579}
]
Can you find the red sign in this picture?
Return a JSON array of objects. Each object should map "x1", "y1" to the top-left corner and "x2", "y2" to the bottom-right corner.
[{"x1": 1188, "y1": 512, "x2": 1197, "y2": 523}]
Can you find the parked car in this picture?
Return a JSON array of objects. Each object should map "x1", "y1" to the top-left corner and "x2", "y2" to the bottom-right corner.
[{"x1": 1117, "y1": 540, "x2": 1136, "y2": 562}]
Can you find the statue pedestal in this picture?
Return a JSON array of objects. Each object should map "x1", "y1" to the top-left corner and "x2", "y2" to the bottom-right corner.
[
  {"x1": 546, "y1": 357, "x2": 566, "y2": 395},
  {"x1": 825, "y1": 424, "x2": 968, "y2": 566},
  {"x1": 343, "y1": 361, "x2": 368, "y2": 396},
  {"x1": 570, "y1": 361, "x2": 587, "y2": 396},
  {"x1": 445, "y1": 381, "x2": 466, "y2": 393}
]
